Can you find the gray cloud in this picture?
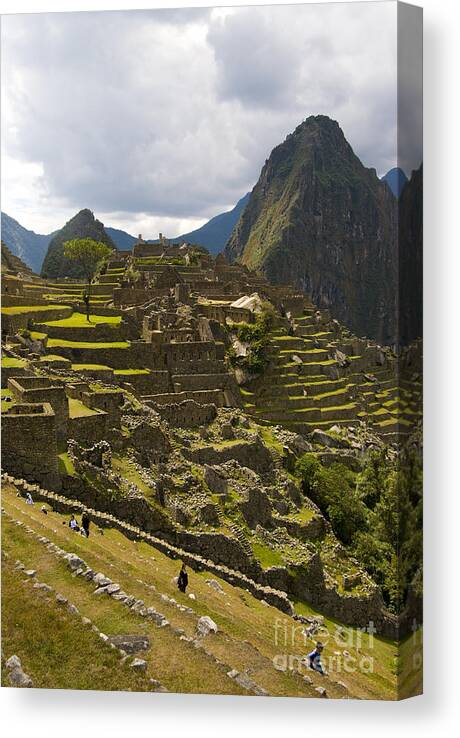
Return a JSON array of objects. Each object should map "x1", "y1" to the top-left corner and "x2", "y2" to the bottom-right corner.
[{"x1": 1, "y1": 3, "x2": 421, "y2": 235}]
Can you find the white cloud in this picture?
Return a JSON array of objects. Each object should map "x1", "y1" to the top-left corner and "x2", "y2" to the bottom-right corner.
[{"x1": 1, "y1": 3, "x2": 419, "y2": 237}]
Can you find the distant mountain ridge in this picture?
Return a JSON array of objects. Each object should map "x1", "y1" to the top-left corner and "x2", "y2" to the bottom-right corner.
[{"x1": 1, "y1": 193, "x2": 250, "y2": 274}]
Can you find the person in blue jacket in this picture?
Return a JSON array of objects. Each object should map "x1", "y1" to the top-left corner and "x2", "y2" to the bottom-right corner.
[{"x1": 307, "y1": 642, "x2": 325, "y2": 674}]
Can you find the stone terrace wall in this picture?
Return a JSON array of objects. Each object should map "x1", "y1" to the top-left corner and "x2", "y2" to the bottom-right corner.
[
  {"x1": 67, "y1": 411, "x2": 107, "y2": 446},
  {"x1": 152, "y1": 399, "x2": 217, "y2": 428},
  {"x1": 1, "y1": 365, "x2": 32, "y2": 389},
  {"x1": 2, "y1": 305, "x2": 73, "y2": 334},
  {"x1": 113, "y1": 287, "x2": 165, "y2": 306},
  {"x1": 8, "y1": 376, "x2": 69, "y2": 440},
  {"x1": 183, "y1": 439, "x2": 274, "y2": 476},
  {"x1": 1, "y1": 402, "x2": 59, "y2": 488}
]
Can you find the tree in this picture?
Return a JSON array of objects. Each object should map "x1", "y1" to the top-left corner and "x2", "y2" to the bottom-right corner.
[{"x1": 63, "y1": 238, "x2": 112, "y2": 320}]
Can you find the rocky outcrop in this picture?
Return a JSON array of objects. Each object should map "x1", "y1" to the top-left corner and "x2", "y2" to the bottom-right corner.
[
  {"x1": 225, "y1": 115, "x2": 398, "y2": 345},
  {"x1": 398, "y1": 164, "x2": 423, "y2": 346}
]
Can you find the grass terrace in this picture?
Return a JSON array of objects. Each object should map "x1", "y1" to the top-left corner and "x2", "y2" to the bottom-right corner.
[
  {"x1": 70, "y1": 363, "x2": 113, "y2": 372},
  {"x1": 68, "y1": 397, "x2": 101, "y2": 418},
  {"x1": 1, "y1": 304, "x2": 72, "y2": 315},
  {"x1": 113, "y1": 368, "x2": 151, "y2": 376},
  {"x1": 42, "y1": 312, "x2": 122, "y2": 328},
  {"x1": 47, "y1": 339, "x2": 130, "y2": 349},
  {"x1": 1, "y1": 356, "x2": 27, "y2": 368}
]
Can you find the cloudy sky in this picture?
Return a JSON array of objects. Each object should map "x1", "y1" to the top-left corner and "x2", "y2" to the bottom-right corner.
[{"x1": 1, "y1": 2, "x2": 420, "y2": 237}]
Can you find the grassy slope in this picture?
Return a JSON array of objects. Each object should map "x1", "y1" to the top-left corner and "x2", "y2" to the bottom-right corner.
[
  {"x1": 1, "y1": 484, "x2": 403, "y2": 699},
  {"x1": 1, "y1": 559, "x2": 151, "y2": 692}
]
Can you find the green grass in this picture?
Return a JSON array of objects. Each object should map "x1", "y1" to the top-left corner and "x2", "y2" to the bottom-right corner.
[
  {"x1": 113, "y1": 369, "x2": 151, "y2": 376},
  {"x1": 251, "y1": 541, "x2": 285, "y2": 569},
  {"x1": 48, "y1": 339, "x2": 129, "y2": 349},
  {"x1": 1, "y1": 356, "x2": 26, "y2": 368},
  {"x1": 39, "y1": 354, "x2": 71, "y2": 363},
  {"x1": 58, "y1": 451, "x2": 76, "y2": 476},
  {"x1": 43, "y1": 312, "x2": 121, "y2": 328},
  {"x1": 1, "y1": 389, "x2": 15, "y2": 412},
  {"x1": 111, "y1": 454, "x2": 153, "y2": 497},
  {"x1": 1, "y1": 558, "x2": 151, "y2": 692},
  {"x1": 71, "y1": 363, "x2": 113, "y2": 371},
  {"x1": 68, "y1": 397, "x2": 101, "y2": 418},
  {"x1": 1, "y1": 305, "x2": 71, "y2": 315},
  {"x1": 30, "y1": 331, "x2": 47, "y2": 341}
]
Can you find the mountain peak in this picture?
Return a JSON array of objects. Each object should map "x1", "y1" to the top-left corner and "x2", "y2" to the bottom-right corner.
[
  {"x1": 41, "y1": 209, "x2": 115, "y2": 279},
  {"x1": 225, "y1": 116, "x2": 397, "y2": 344}
]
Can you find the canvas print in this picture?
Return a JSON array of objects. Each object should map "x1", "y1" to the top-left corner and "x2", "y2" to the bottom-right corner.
[{"x1": 0, "y1": 2, "x2": 423, "y2": 700}]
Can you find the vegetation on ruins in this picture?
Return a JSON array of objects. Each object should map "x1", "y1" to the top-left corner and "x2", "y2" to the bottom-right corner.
[
  {"x1": 295, "y1": 447, "x2": 423, "y2": 612},
  {"x1": 63, "y1": 238, "x2": 112, "y2": 320},
  {"x1": 228, "y1": 301, "x2": 276, "y2": 375}
]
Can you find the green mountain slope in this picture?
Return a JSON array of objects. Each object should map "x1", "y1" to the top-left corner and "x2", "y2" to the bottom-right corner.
[
  {"x1": 41, "y1": 209, "x2": 116, "y2": 279},
  {"x1": 225, "y1": 116, "x2": 398, "y2": 345}
]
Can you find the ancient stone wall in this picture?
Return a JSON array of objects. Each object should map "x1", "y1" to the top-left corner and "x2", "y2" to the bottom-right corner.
[
  {"x1": 8, "y1": 376, "x2": 69, "y2": 440},
  {"x1": 183, "y1": 439, "x2": 274, "y2": 476},
  {"x1": 152, "y1": 399, "x2": 217, "y2": 428},
  {"x1": 67, "y1": 411, "x2": 108, "y2": 446},
  {"x1": 1, "y1": 402, "x2": 59, "y2": 488}
]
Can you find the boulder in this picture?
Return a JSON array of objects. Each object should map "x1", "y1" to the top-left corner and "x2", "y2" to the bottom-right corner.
[
  {"x1": 8, "y1": 667, "x2": 33, "y2": 688},
  {"x1": 131, "y1": 658, "x2": 148, "y2": 672},
  {"x1": 5, "y1": 655, "x2": 22, "y2": 671},
  {"x1": 196, "y1": 615, "x2": 218, "y2": 636},
  {"x1": 108, "y1": 635, "x2": 150, "y2": 654}
]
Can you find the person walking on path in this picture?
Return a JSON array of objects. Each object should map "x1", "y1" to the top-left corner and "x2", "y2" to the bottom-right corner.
[
  {"x1": 177, "y1": 563, "x2": 188, "y2": 593},
  {"x1": 81, "y1": 510, "x2": 90, "y2": 538}
]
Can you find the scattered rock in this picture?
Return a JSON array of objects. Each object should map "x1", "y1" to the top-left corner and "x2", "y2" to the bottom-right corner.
[
  {"x1": 108, "y1": 635, "x2": 150, "y2": 654},
  {"x1": 8, "y1": 667, "x2": 33, "y2": 688},
  {"x1": 131, "y1": 658, "x2": 147, "y2": 672},
  {"x1": 6, "y1": 655, "x2": 22, "y2": 671},
  {"x1": 197, "y1": 616, "x2": 218, "y2": 636},
  {"x1": 206, "y1": 579, "x2": 224, "y2": 594},
  {"x1": 93, "y1": 573, "x2": 112, "y2": 587}
]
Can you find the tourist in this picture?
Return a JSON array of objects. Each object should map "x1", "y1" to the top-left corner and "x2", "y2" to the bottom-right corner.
[
  {"x1": 81, "y1": 510, "x2": 90, "y2": 538},
  {"x1": 177, "y1": 562, "x2": 188, "y2": 593},
  {"x1": 40, "y1": 505, "x2": 48, "y2": 515},
  {"x1": 69, "y1": 514, "x2": 79, "y2": 532},
  {"x1": 307, "y1": 642, "x2": 325, "y2": 674},
  {"x1": 82, "y1": 290, "x2": 90, "y2": 321},
  {"x1": 25, "y1": 492, "x2": 33, "y2": 505}
]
